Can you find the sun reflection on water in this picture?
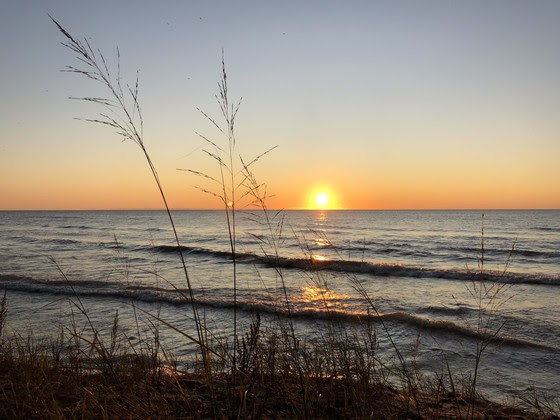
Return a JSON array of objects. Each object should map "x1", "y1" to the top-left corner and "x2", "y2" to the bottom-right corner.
[
  {"x1": 314, "y1": 237, "x2": 332, "y2": 247},
  {"x1": 316, "y1": 211, "x2": 328, "y2": 223},
  {"x1": 296, "y1": 285, "x2": 348, "y2": 309}
]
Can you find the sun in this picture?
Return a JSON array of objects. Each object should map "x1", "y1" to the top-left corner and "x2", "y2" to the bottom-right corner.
[
  {"x1": 307, "y1": 188, "x2": 337, "y2": 209},
  {"x1": 315, "y1": 193, "x2": 329, "y2": 208}
]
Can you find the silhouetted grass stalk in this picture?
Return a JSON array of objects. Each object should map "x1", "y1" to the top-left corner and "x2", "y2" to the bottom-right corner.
[
  {"x1": 191, "y1": 56, "x2": 295, "y2": 416},
  {"x1": 240, "y1": 164, "x2": 310, "y2": 418},
  {"x1": 50, "y1": 16, "x2": 215, "y2": 410},
  {"x1": 465, "y1": 214, "x2": 515, "y2": 420},
  {"x1": 187, "y1": 53, "x2": 244, "y2": 415}
]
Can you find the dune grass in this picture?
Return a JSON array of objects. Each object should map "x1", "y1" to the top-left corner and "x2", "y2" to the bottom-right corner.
[{"x1": 1, "y1": 299, "x2": 549, "y2": 419}]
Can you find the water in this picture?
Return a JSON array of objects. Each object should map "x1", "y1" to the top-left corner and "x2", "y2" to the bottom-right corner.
[{"x1": 1, "y1": 210, "x2": 559, "y2": 401}]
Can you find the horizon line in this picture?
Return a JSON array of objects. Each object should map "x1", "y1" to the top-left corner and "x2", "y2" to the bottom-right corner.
[{"x1": 1, "y1": 208, "x2": 559, "y2": 212}]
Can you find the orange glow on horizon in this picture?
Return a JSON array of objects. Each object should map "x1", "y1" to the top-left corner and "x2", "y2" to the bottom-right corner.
[{"x1": 2, "y1": 163, "x2": 560, "y2": 210}]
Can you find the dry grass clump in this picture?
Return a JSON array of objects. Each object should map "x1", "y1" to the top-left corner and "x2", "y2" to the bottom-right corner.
[
  {"x1": 0, "y1": 296, "x2": 553, "y2": 419},
  {"x1": 0, "y1": 347, "x2": 180, "y2": 418}
]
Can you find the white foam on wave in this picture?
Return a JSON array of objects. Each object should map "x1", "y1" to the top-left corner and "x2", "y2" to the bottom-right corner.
[{"x1": 1, "y1": 273, "x2": 558, "y2": 353}]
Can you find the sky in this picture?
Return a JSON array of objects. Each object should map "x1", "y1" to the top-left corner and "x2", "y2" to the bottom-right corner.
[{"x1": 1, "y1": 0, "x2": 559, "y2": 210}]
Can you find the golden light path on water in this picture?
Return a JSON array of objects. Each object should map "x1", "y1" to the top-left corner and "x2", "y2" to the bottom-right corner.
[{"x1": 295, "y1": 285, "x2": 349, "y2": 310}]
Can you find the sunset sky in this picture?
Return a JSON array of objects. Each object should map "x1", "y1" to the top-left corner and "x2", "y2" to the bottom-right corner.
[{"x1": 1, "y1": 1, "x2": 559, "y2": 210}]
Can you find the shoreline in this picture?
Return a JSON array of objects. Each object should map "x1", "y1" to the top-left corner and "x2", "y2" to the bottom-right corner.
[{"x1": 0, "y1": 322, "x2": 554, "y2": 419}]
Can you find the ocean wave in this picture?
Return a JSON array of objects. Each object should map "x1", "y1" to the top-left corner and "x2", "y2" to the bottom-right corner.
[
  {"x1": 0, "y1": 275, "x2": 187, "y2": 306},
  {"x1": 143, "y1": 245, "x2": 560, "y2": 286},
  {"x1": 448, "y1": 246, "x2": 559, "y2": 259},
  {"x1": 318, "y1": 238, "x2": 560, "y2": 261},
  {"x1": 377, "y1": 311, "x2": 558, "y2": 352},
  {"x1": 46, "y1": 238, "x2": 82, "y2": 246},
  {"x1": 351, "y1": 243, "x2": 557, "y2": 259},
  {"x1": 1, "y1": 274, "x2": 556, "y2": 353},
  {"x1": 0, "y1": 274, "x2": 119, "y2": 290},
  {"x1": 148, "y1": 245, "x2": 258, "y2": 262},
  {"x1": 59, "y1": 225, "x2": 94, "y2": 230},
  {"x1": 419, "y1": 305, "x2": 472, "y2": 316},
  {"x1": 532, "y1": 226, "x2": 560, "y2": 232}
]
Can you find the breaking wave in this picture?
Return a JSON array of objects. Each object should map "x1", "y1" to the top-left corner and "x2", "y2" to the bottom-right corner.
[
  {"x1": 1, "y1": 274, "x2": 557, "y2": 353},
  {"x1": 146, "y1": 245, "x2": 560, "y2": 286}
]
